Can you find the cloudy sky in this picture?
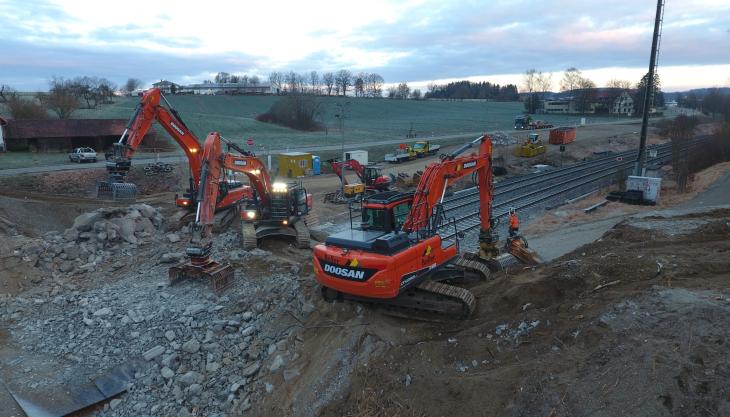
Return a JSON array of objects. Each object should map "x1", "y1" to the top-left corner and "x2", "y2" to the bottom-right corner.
[{"x1": 0, "y1": 0, "x2": 728, "y2": 92}]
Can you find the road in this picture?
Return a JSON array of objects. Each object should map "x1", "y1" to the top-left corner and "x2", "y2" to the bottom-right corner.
[{"x1": 0, "y1": 119, "x2": 644, "y2": 177}]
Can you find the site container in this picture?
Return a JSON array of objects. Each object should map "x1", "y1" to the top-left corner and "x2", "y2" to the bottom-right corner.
[
  {"x1": 549, "y1": 127, "x2": 577, "y2": 145},
  {"x1": 277, "y1": 152, "x2": 312, "y2": 178},
  {"x1": 344, "y1": 150, "x2": 368, "y2": 166}
]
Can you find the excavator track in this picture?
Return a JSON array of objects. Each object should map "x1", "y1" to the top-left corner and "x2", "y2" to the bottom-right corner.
[
  {"x1": 453, "y1": 252, "x2": 493, "y2": 279},
  {"x1": 331, "y1": 279, "x2": 476, "y2": 320},
  {"x1": 241, "y1": 222, "x2": 257, "y2": 250},
  {"x1": 294, "y1": 220, "x2": 310, "y2": 249},
  {"x1": 302, "y1": 212, "x2": 320, "y2": 227}
]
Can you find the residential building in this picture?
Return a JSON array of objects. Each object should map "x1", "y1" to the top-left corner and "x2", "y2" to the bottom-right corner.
[
  {"x1": 539, "y1": 88, "x2": 635, "y2": 116},
  {"x1": 179, "y1": 83, "x2": 272, "y2": 95},
  {"x1": 152, "y1": 80, "x2": 182, "y2": 94}
]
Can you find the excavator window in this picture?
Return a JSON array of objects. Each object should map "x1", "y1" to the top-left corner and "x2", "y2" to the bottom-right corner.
[
  {"x1": 362, "y1": 208, "x2": 388, "y2": 231},
  {"x1": 392, "y1": 202, "x2": 411, "y2": 230}
]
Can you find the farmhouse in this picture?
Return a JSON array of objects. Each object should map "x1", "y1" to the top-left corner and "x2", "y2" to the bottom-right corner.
[
  {"x1": 539, "y1": 88, "x2": 635, "y2": 115},
  {"x1": 180, "y1": 82, "x2": 272, "y2": 95},
  {"x1": 151, "y1": 80, "x2": 182, "y2": 94},
  {"x1": 2, "y1": 119, "x2": 156, "y2": 152}
]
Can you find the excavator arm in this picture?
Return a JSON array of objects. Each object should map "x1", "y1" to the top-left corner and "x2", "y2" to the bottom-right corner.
[
  {"x1": 100, "y1": 88, "x2": 203, "y2": 200},
  {"x1": 403, "y1": 134, "x2": 494, "y2": 240}
]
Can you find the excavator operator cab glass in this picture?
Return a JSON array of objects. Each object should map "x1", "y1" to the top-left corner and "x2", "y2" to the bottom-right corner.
[
  {"x1": 363, "y1": 167, "x2": 378, "y2": 183},
  {"x1": 392, "y1": 202, "x2": 411, "y2": 230},
  {"x1": 361, "y1": 208, "x2": 388, "y2": 231},
  {"x1": 293, "y1": 187, "x2": 309, "y2": 215}
]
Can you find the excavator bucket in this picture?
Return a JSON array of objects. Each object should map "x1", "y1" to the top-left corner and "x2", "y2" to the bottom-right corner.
[{"x1": 97, "y1": 181, "x2": 137, "y2": 201}]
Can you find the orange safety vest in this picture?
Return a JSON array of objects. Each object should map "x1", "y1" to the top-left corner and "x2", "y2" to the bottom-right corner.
[{"x1": 509, "y1": 213, "x2": 519, "y2": 230}]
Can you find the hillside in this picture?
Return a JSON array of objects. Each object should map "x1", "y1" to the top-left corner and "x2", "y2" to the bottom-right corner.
[{"x1": 69, "y1": 95, "x2": 619, "y2": 149}]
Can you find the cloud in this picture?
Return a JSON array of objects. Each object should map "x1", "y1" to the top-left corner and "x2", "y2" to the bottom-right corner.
[{"x1": 0, "y1": 0, "x2": 728, "y2": 90}]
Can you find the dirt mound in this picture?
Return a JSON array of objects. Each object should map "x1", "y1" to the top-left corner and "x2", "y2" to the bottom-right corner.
[{"x1": 282, "y1": 207, "x2": 730, "y2": 417}]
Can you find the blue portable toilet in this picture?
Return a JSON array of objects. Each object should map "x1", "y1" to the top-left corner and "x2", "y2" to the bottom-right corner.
[{"x1": 312, "y1": 155, "x2": 321, "y2": 175}]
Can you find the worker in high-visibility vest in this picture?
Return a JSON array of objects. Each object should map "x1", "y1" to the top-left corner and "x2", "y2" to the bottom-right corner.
[{"x1": 508, "y1": 207, "x2": 519, "y2": 237}]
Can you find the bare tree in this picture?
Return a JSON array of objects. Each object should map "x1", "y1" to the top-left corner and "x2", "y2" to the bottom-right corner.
[
  {"x1": 309, "y1": 71, "x2": 320, "y2": 95},
  {"x1": 38, "y1": 80, "x2": 80, "y2": 119},
  {"x1": 427, "y1": 81, "x2": 438, "y2": 95},
  {"x1": 669, "y1": 115, "x2": 697, "y2": 192},
  {"x1": 354, "y1": 73, "x2": 366, "y2": 97},
  {"x1": 269, "y1": 72, "x2": 284, "y2": 94},
  {"x1": 606, "y1": 79, "x2": 632, "y2": 89},
  {"x1": 522, "y1": 69, "x2": 538, "y2": 93},
  {"x1": 0, "y1": 84, "x2": 15, "y2": 103},
  {"x1": 396, "y1": 82, "x2": 410, "y2": 99},
  {"x1": 387, "y1": 86, "x2": 397, "y2": 99},
  {"x1": 536, "y1": 71, "x2": 553, "y2": 92},
  {"x1": 575, "y1": 77, "x2": 597, "y2": 113},
  {"x1": 335, "y1": 70, "x2": 352, "y2": 96},
  {"x1": 322, "y1": 72, "x2": 335, "y2": 96},
  {"x1": 249, "y1": 75, "x2": 260, "y2": 86},
  {"x1": 560, "y1": 67, "x2": 582, "y2": 92},
  {"x1": 410, "y1": 89, "x2": 422, "y2": 100},
  {"x1": 124, "y1": 78, "x2": 142, "y2": 95},
  {"x1": 365, "y1": 73, "x2": 384, "y2": 97}
]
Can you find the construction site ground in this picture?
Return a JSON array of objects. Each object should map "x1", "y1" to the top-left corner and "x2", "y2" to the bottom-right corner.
[{"x1": 0, "y1": 122, "x2": 728, "y2": 416}]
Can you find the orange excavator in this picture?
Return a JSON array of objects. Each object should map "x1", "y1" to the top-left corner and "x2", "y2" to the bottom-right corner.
[
  {"x1": 99, "y1": 88, "x2": 251, "y2": 225},
  {"x1": 313, "y1": 134, "x2": 539, "y2": 317},
  {"x1": 327, "y1": 158, "x2": 392, "y2": 192},
  {"x1": 170, "y1": 131, "x2": 316, "y2": 291}
]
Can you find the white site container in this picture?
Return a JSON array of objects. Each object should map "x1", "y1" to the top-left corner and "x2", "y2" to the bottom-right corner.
[
  {"x1": 627, "y1": 175, "x2": 662, "y2": 203},
  {"x1": 344, "y1": 150, "x2": 368, "y2": 166}
]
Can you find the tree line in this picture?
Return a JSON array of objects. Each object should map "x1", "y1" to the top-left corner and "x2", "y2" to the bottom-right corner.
[
  {"x1": 677, "y1": 89, "x2": 730, "y2": 122},
  {"x1": 423, "y1": 80, "x2": 518, "y2": 100},
  {"x1": 266, "y1": 70, "x2": 384, "y2": 97}
]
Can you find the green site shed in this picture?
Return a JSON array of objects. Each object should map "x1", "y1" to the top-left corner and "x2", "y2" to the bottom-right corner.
[{"x1": 278, "y1": 152, "x2": 312, "y2": 177}]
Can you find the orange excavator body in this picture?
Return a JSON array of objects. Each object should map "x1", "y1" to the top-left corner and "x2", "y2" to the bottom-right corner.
[
  {"x1": 314, "y1": 135, "x2": 496, "y2": 302},
  {"x1": 327, "y1": 158, "x2": 391, "y2": 191}
]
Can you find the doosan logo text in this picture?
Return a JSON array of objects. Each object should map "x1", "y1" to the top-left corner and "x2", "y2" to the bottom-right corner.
[
  {"x1": 324, "y1": 264, "x2": 365, "y2": 280},
  {"x1": 462, "y1": 160, "x2": 477, "y2": 169}
]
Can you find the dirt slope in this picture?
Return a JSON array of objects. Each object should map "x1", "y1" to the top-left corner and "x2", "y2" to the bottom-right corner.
[{"x1": 256, "y1": 207, "x2": 730, "y2": 417}]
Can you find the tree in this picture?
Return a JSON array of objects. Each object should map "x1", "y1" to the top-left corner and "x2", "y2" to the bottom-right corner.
[
  {"x1": 427, "y1": 81, "x2": 438, "y2": 95},
  {"x1": 255, "y1": 96, "x2": 323, "y2": 131},
  {"x1": 560, "y1": 67, "x2": 582, "y2": 92},
  {"x1": 536, "y1": 71, "x2": 553, "y2": 92},
  {"x1": 335, "y1": 70, "x2": 352, "y2": 96},
  {"x1": 214, "y1": 72, "x2": 231, "y2": 83},
  {"x1": 668, "y1": 115, "x2": 698, "y2": 192},
  {"x1": 6, "y1": 95, "x2": 48, "y2": 119},
  {"x1": 387, "y1": 86, "x2": 397, "y2": 99},
  {"x1": 124, "y1": 78, "x2": 142, "y2": 95},
  {"x1": 522, "y1": 69, "x2": 537, "y2": 93},
  {"x1": 365, "y1": 73, "x2": 384, "y2": 97},
  {"x1": 38, "y1": 88, "x2": 79, "y2": 119},
  {"x1": 0, "y1": 84, "x2": 15, "y2": 103},
  {"x1": 410, "y1": 89, "x2": 422, "y2": 100},
  {"x1": 354, "y1": 73, "x2": 365, "y2": 97},
  {"x1": 322, "y1": 72, "x2": 335, "y2": 96},
  {"x1": 396, "y1": 82, "x2": 410, "y2": 99},
  {"x1": 606, "y1": 79, "x2": 632, "y2": 89},
  {"x1": 249, "y1": 75, "x2": 260, "y2": 86},
  {"x1": 309, "y1": 71, "x2": 320, "y2": 95},
  {"x1": 269, "y1": 72, "x2": 284, "y2": 94},
  {"x1": 574, "y1": 77, "x2": 597, "y2": 114},
  {"x1": 634, "y1": 73, "x2": 662, "y2": 116}
]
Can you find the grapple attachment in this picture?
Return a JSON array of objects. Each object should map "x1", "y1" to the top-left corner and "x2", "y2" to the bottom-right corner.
[
  {"x1": 97, "y1": 181, "x2": 138, "y2": 201},
  {"x1": 168, "y1": 243, "x2": 234, "y2": 293}
]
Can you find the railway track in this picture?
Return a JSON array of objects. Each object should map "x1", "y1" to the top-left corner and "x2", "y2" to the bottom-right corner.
[{"x1": 439, "y1": 137, "x2": 705, "y2": 243}]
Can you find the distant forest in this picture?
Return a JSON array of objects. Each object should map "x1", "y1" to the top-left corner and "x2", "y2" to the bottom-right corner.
[{"x1": 425, "y1": 81, "x2": 519, "y2": 101}]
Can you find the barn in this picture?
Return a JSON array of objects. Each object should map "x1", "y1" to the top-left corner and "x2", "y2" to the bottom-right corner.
[{"x1": 1, "y1": 119, "x2": 156, "y2": 152}]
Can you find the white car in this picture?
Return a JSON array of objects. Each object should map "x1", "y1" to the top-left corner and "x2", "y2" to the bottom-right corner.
[{"x1": 69, "y1": 147, "x2": 98, "y2": 163}]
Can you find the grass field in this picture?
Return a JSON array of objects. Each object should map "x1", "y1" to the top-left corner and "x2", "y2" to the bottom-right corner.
[{"x1": 69, "y1": 95, "x2": 625, "y2": 150}]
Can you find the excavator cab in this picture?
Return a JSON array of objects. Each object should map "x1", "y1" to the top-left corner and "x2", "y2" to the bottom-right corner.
[{"x1": 360, "y1": 191, "x2": 413, "y2": 233}]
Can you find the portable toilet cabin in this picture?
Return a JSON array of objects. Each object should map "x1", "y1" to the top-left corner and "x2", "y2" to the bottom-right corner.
[
  {"x1": 312, "y1": 155, "x2": 321, "y2": 175},
  {"x1": 344, "y1": 150, "x2": 368, "y2": 166},
  {"x1": 0, "y1": 116, "x2": 6, "y2": 152},
  {"x1": 277, "y1": 152, "x2": 312, "y2": 178}
]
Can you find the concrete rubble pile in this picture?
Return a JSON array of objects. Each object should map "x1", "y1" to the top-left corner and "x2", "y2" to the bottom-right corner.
[
  {"x1": 1, "y1": 204, "x2": 316, "y2": 416},
  {"x1": 10, "y1": 204, "x2": 165, "y2": 277}
]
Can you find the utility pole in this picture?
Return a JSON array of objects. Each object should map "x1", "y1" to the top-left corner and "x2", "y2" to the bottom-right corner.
[
  {"x1": 635, "y1": 0, "x2": 664, "y2": 176},
  {"x1": 335, "y1": 101, "x2": 350, "y2": 200}
]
